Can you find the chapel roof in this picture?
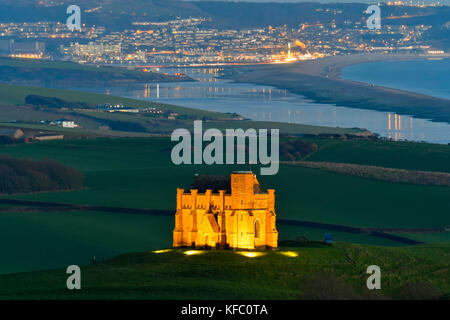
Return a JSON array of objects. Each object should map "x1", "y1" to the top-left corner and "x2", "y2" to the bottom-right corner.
[
  {"x1": 189, "y1": 172, "x2": 264, "y2": 194},
  {"x1": 190, "y1": 174, "x2": 231, "y2": 193}
]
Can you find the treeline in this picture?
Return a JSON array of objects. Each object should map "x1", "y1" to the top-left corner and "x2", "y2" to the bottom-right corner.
[
  {"x1": 280, "y1": 139, "x2": 318, "y2": 161},
  {"x1": 0, "y1": 156, "x2": 83, "y2": 194},
  {"x1": 25, "y1": 95, "x2": 91, "y2": 109}
]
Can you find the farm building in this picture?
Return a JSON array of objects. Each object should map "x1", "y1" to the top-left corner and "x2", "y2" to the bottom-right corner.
[
  {"x1": 0, "y1": 128, "x2": 24, "y2": 139},
  {"x1": 34, "y1": 134, "x2": 64, "y2": 141}
]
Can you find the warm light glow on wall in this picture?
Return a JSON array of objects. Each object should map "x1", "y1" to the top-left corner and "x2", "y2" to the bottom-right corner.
[
  {"x1": 152, "y1": 249, "x2": 171, "y2": 254},
  {"x1": 236, "y1": 252, "x2": 265, "y2": 258},
  {"x1": 183, "y1": 250, "x2": 204, "y2": 256},
  {"x1": 279, "y1": 251, "x2": 298, "y2": 258}
]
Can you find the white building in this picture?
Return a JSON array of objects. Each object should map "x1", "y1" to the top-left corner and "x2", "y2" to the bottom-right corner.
[{"x1": 62, "y1": 121, "x2": 77, "y2": 128}]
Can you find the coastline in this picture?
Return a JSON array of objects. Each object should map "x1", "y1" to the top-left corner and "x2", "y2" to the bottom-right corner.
[
  {"x1": 223, "y1": 54, "x2": 450, "y2": 124},
  {"x1": 289, "y1": 53, "x2": 450, "y2": 79}
]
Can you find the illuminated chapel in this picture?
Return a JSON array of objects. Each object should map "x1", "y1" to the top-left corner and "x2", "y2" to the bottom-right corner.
[{"x1": 173, "y1": 171, "x2": 278, "y2": 250}]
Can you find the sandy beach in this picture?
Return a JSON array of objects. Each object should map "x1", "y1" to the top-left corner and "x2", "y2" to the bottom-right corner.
[{"x1": 224, "y1": 53, "x2": 450, "y2": 124}]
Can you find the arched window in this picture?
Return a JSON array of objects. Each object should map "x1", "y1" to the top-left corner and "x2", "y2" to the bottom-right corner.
[{"x1": 254, "y1": 220, "x2": 261, "y2": 239}]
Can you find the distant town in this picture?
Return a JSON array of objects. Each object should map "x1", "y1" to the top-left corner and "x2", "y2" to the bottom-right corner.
[{"x1": 0, "y1": 1, "x2": 447, "y2": 67}]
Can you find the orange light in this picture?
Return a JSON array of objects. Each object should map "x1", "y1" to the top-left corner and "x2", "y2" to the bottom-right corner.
[{"x1": 295, "y1": 40, "x2": 306, "y2": 49}]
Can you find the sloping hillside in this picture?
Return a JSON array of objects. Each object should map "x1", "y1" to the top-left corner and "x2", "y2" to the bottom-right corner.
[{"x1": 0, "y1": 243, "x2": 449, "y2": 299}]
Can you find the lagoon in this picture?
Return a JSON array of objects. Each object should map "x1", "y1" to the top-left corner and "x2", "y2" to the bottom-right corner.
[{"x1": 69, "y1": 66, "x2": 450, "y2": 144}]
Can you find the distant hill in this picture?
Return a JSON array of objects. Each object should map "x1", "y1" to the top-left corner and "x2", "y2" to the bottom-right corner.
[
  {"x1": 0, "y1": 57, "x2": 192, "y2": 85},
  {"x1": 0, "y1": 0, "x2": 447, "y2": 32},
  {"x1": 0, "y1": 0, "x2": 206, "y2": 28},
  {"x1": 0, "y1": 0, "x2": 448, "y2": 50}
]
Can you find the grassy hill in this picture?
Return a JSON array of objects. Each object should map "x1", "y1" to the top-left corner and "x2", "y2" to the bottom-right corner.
[
  {"x1": 0, "y1": 137, "x2": 448, "y2": 276},
  {"x1": 0, "y1": 243, "x2": 449, "y2": 299}
]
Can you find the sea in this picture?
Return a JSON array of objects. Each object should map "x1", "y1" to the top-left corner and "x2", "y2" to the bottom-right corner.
[{"x1": 341, "y1": 58, "x2": 450, "y2": 100}]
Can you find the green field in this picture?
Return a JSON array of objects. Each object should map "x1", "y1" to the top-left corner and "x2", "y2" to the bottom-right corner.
[
  {"x1": 0, "y1": 137, "x2": 448, "y2": 229},
  {"x1": 0, "y1": 210, "x2": 171, "y2": 275},
  {"x1": 0, "y1": 209, "x2": 404, "y2": 275},
  {"x1": 0, "y1": 137, "x2": 448, "y2": 281},
  {"x1": 0, "y1": 243, "x2": 449, "y2": 299},
  {"x1": 303, "y1": 139, "x2": 450, "y2": 173},
  {"x1": 393, "y1": 232, "x2": 450, "y2": 244}
]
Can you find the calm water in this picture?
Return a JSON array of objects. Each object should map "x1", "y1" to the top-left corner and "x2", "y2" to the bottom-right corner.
[
  {"x1": 341, "y1": 59, "x2": 450, "y2": 100},
  {"x1": 70, "y1": 65, "x2": 450, "y2": 144}
]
